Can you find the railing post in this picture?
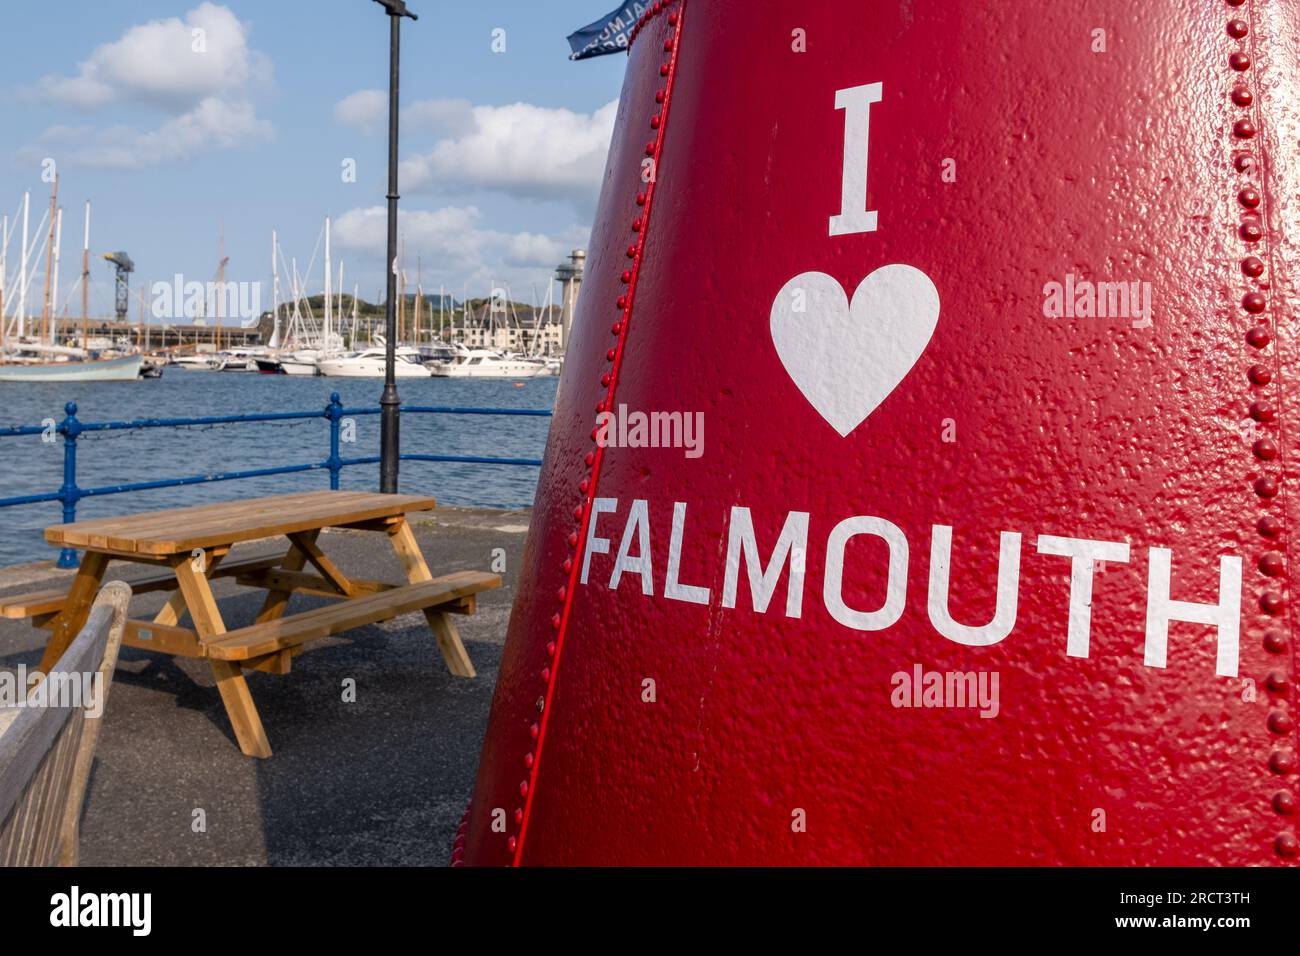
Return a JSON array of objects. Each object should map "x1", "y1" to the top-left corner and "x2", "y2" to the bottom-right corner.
[
  {"x1": 57, "y1": 402, "x2": 82, "y2": 569},
  {"x1": 326, "y1": 392, "x2": 343, "y2": 490}
]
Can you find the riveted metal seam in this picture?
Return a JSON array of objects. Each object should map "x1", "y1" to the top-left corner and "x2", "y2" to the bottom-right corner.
[
  {"x1": 1228, "y1": 0, "x2": 1298, "y2": 862},
  {"x1": 511, "y1": 0, "x2": 688, "y2": 866}
]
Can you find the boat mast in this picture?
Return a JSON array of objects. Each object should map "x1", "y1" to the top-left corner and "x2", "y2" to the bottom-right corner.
[
  {"x1": 80, "y1": 201, "x2": 90, "y2": 349},
  {"x1": 270, "y1": 228, "x2": 281, "y2": 349},
  {"x1": 1, "y1": 213, "x2": 8, "y2": 341},
  {"x1": 215, "y1": 225, "x2": 227, "y2": 353},
  {"x1": 324, "y1": 216, "x2": 332, "y2": 349},
  {"x1": 414, "y1": 254, "x2": 423, "y2": 345},
  {"x1": 50, "y1": 206, "x2": 62, "y2": 344},
  {"x1": 18, "y1": 191, "x2": 29, "y2": 339},
  {"x1": 337, "y1": 259, "x2": 344, "y2": 343},
  {"x1": 39, "y1": 175, "x2": 58, "y2": 343}
]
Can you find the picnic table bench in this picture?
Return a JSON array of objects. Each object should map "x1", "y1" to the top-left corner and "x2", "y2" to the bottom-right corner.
[{"x1": 0, "y1": 490, "x2": 501, "y2": 758}]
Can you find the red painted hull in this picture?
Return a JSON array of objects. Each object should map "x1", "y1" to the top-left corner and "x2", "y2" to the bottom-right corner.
[{"x1": 460, "y1": 0, "x2": 1299, "y2": 866}]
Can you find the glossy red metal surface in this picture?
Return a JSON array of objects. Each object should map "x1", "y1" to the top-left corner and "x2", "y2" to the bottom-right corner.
[{"x1": 464, "y1": 0, "x2": 1299, "y2": 865}]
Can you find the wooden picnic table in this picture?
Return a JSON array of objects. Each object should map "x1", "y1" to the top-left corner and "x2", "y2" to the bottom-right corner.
[{"x1": 1, "y1": 490, "x2": 501, "y2": 758}]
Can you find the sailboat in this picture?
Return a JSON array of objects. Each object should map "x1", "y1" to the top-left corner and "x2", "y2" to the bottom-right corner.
[{"x1": 0, "y1": 184, "x2": 142, "y2": 382}]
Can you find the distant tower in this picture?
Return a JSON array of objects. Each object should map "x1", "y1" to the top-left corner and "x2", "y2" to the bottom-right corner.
[
  {"x1": 554, "y1": 249, "x2": 585, "y2": 352},
  {"x1": 102, "y1": 252, "x2": 135, "y2": 322}
]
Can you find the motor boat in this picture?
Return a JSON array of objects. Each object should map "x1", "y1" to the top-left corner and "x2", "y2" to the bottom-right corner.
[
  {"x1": 173, "y1": 353, "x2": 221, "y2": 371},
  {"x1": 318, "y1": 346, "x2": 432, "y2": 378},
  {"x1": 429, "y1": 348, "x2": 545, "y2": 378}
]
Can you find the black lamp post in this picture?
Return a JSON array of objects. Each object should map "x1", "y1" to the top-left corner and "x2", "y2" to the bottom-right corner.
[{"x1": 373, "y1": 0, "x2": 417, "y2": 493}]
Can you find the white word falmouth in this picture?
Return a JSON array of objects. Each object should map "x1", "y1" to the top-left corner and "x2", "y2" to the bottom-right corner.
[{"x1": 580, "y1": 499, "x2": 1242, "y2": 677}]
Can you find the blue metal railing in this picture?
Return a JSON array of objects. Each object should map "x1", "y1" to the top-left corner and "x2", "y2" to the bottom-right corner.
[{"x1": 0, "y1": 393, "x2": 551, "y2": 569}]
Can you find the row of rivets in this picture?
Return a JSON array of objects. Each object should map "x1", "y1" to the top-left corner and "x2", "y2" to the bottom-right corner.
[
  {"x1": 504, "y1": 0, "x2": 683, "y2": 864},
  {"x1": 1225, "y1": 0, "x2": 1296, "y2": 860}
]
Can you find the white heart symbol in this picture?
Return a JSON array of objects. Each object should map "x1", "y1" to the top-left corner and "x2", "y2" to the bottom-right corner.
[{"x1": 770, "y1": 264, "x2": 940, "y2": 436}]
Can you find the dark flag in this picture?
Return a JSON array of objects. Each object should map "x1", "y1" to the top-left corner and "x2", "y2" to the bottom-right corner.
[{"x1": 566, "y1": 2, "x2": 651, "y2": 60}]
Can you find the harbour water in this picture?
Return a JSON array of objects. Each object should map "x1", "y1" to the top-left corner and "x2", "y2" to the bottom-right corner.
[{"x1": 0, "y1": 372, "x2": 557, "y2": 567}]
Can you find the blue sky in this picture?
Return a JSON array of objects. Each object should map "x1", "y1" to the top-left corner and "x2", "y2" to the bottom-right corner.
[{"x1": 0, "y1": 0, "x2": 630, "y2": 322}]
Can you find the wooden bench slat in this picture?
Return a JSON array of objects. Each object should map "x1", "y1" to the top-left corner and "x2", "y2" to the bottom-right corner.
[
  {"x1": 0, "y1": 553, "x2": 285, "y2": 620},
  {"x1": 207, "y1": 570, "x2": 500, "y2": 661},
  {"x1": 44, "y1": 492, "x2": 356, "y2": 549},
  {"x1": 45, "y1": 491, "x2": 437, "y2": 554}
]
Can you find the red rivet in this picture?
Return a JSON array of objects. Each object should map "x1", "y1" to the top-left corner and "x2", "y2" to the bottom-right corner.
[
  {"x1": 655, "y1": 91, "x2": 666, "y2": 104},
  {"x1": 519, "y1": 780, "x2": 529, "y2": 796},
  {"x1": 607, "y1": 348, "x2": 616, "y2": 360},
  {"x1": 1233, "y1": 119, "x2": 1256, "y2": 139},
  {"x1": 508, "y1": 836, "x2": 517, "y2": 851},
  {"x1": 551, "y1": 613, "x2": 561, "y2": 630},
  {"x1": 1267, "y1": 671, "x2": 1290, "y2": 694},
  {"x1": 650, "y1": 115, "x2": 661, "y2": 129},
  {"x1": 1227, "y1": 19, "x2": 1248, "y2": 39},
  {"x1": 645, "y1": 142, "x2": 657, "y2": 155},
  {"x1": 664, "y1": 39, "x2": 674, "y2": 51},
  {"x1": 601, "y1": 373, "x2": 611, "y2": 386},
  {"x1": 669, "y1": 12, "x2": 678, "y2": 25},
  {"x1": 1243, "y1": 291, "x2": 1267, "y2": 313},
  {"x1": 1269, "y1": 751, "x2": 1296, "y2": 775},
  {"x1": 562, "y1": 557, "x2": 574, "y2": 573},
  {"x1": 579, "y1": 478, "x2": 590, "y2": 493},
  {"x1": 1230, "y1": 52, "x2": 1251, "y2": 71},
  {"x1": 621, "y1": 270, "x2": 632, "y2": 284},
  {"x1": 524, "y1": 752, "x2": 534, "y2": 768},
  {"x1": 1226, "y1": 0, "x2": 1245, "y2": 5},
  {"x1": 541, "y1": 667, "x2": 550, "y2": 681},
  {"x1": 584, "y1": 453, "x2": 594, "y2": 466},
  {"x1": 612, "y1": 322, "x2": 623, "y2": 334},
  {"x1": 567, "y1": 532, "x2": 579, "y2": 546},
  {"x1": 1242, "y1": 255, "x2": 1265, "y2": 277},
  {"x1": 632, "y1": 219, "x2": 642, "y2": 231},
  {"x1": 1232, "y1": 86, "x2": 1253, "y2": 107},
  {"x1": 546, "y1": 641, "x2": 555, "y2": 656},
  {"x1": 626, "y1": 245, "x2": 637, "y2": 258},
  {"x1": 1261, "y1": 590, "x2": 1286, "y2": 615},
  {"x1": 1274, "y1": 790, "x2": 1297, "y2": 814},
  {"x1": 1248, "y1": 364, "x2": 1272, "y2": 386},
  {"x1": 660, "y1": 64, "x2": 670, "y2": 76},
  {"x1": 1254, "y1": 438, "x2": 1278, "y2": 461},
  {"x1": 1260, "y1": 552, "x2": 1285, "y2": 576},
  {"x1": 1250, "y1": 401, "x2": 1276, "y2": 423},
  {"x1": 595, "y1": 402, "x2": 605, "y2": 414},
  {"x1": 514, "y1": 807, "x2": 524, "y2": 823},
  {"x1": 1255, "y1": 475, "x2": 1279, "y2": 497},
  {"x1": 1259, "y1": 515, "x2": 1283, "y2": 539},
  {"x1": 1235, "y1": 153, "x2": 1254, "y2": 172},
  {"x1": 1240, "y1": 221, "x2": 1263, "y2": 242},
  {"x1": 1239, "y1": 186, "x2": 1261, "y2": 208},
  {"x1": 529, "y1": 722, "x2": 540, "y2": 738},
  {"x1": 590, "y1": 427, "x2": 599, "y2": 441},
  {"x1": 572, "y1": 505, "x2": 583, "y2": 521},
  {"x1": 1246, "y1": 326, "x2": 1270, "y2": 348},
  {"x1": 1265, "y1": 630, "x2": 1288, "y2": 653},
  {"x1": 636, "y1": 192, "x2": 647, "y2": 205},
  {"x1": 617, "y1": 295, "x2": 627, "y2": 308},
  {"x1": 1277, "y1": 834, "x2": 1299, "y2": 858},
  {"x1": 1269, "y1": 712, "x2": 1294, "y2": 734}
]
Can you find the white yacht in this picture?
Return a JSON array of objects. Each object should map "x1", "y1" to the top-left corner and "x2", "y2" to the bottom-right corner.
[
  {"x1": 318, "y1": 346, "x2": 432, "y2": 378},
  {"x1": 173, "y1": 353, "x2": 221, "y2": 371},
  {"x1": 430, "y1": 348, "x2": 545, "y2": 378}
]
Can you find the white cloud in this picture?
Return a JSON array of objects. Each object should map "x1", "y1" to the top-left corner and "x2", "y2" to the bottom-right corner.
[
  {"x1": 401, "y1": 99, "x2": 618, "y2": 210},
  {"x1": 26, "y1": 3, "x2": 272, "y2": 168},
  {"x1": 332, "y1": 204, "x2": 588, "y2": 295},
  {"x1": 334, "y1": 89, "x2": 387, "y2": 134},
  {"x1": 333, "y1": 90, "x2": 617, "y2": 212}
]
